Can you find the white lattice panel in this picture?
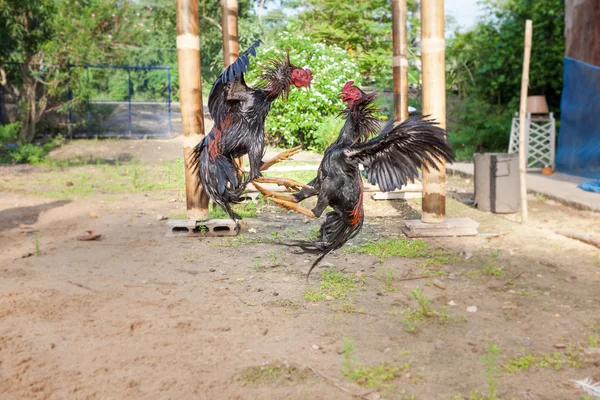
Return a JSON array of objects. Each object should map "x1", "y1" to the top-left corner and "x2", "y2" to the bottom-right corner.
[{"x1": 508, "y1": 112, "x2": 556, "y2": 170}]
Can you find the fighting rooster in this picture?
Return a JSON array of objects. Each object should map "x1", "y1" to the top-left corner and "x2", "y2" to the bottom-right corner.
[
  {"x1": 256, "y1": 81, "x2": 455, "y2": 277},
  {"x1": 191, "y1": 40, "x2": 313, "y2": 221}
]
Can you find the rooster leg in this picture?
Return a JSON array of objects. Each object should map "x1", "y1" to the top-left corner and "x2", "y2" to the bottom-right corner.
[
  {"x1": 254, "y1": 183, "x2": 316, "y2": 218},
  {"x1": 260, "y1": 145, "x2": 302, "y2": 171},
  {"x1": 252, "y1": 176, "x2": 312, "y2": 192}
]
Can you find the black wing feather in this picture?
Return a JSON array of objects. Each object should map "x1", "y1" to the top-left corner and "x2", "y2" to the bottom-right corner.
[
  {"x1": 208, "y1": 40, "x2": 262, "y2": 125},
  {"x1": 345, "y1": 115, "x2": 455, "y2": 192}
]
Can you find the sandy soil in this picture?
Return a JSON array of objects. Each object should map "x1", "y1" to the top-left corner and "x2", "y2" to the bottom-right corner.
[{"x1": 1, "y1": 139, "x2": 599, "y2": 400}]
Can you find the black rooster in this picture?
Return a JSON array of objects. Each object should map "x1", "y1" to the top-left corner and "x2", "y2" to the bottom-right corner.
[
  {"x1": 256, "y1": 81, "x2": 455, "y2": 277},
  {"x1": 191, "y1": 41, "x2": 313, "y2": 221}
]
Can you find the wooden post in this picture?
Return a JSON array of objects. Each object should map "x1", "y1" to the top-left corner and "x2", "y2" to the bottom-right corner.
[
  {"x1": 221, "y1": 0, "x2": 243, "y2": 172},
  {"x1": 420, "y1": 0, "x2": 446, "y2": 223},
  {"x1": 176, "y1": 0, "x2": 209, "y2": 220},
  {"x1": 518, "y1": 20, "x2": 533, "y2": 223},
  {"x1": 391, "y1": 0, "x2": 409, "y2": 121},
  {"x1": 221, "y1": 0, "x2": 240, "y2": 64}
]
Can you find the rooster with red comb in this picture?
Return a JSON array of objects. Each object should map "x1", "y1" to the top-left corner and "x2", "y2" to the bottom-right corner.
[
  {"x1": 191, "y1": 41, "x2": 313, "y2": 222},
  {"x1": 256, "y1": 81, "x2": 455, "y2": 277}
]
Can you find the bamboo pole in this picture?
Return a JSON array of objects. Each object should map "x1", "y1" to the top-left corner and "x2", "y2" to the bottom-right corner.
[
  {"x1": 518, "y1": 20, "x2": 533, "y2": 223},
  {"x1": 391, "y1": 0, "x2": 409, "y2": 121},
  {"x1": 221, "y1": 0, "x2": 243, "y2": 172},
  {"x1": 221, "y1": 0, "x2": 240, "y2": 64},
  {"x1": 176, "y1": 0, "x2": 209, "y2": 220},
  {"x1": 420, "y1": 0, "x2": 447, "y2": 223}
]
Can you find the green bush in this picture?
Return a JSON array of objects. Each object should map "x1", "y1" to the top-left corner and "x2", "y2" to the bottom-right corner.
[
  {"x1": 0, "y1": 122, "x2": 63, "y2": 164},
  {"x1": 447, "y1": 96, "x2": 513, "y2": 161},
  {"x1": 246, "y1": 33, "x2": 361, "y2": 148},
  {"x1": 309, "y1": 115, "x2": 345, "y2": 153},
  {"x1": 0, "y1": 122, "x2": 21, "y2": 144}
]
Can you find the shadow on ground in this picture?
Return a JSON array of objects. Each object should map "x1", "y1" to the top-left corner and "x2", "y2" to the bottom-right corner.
[{"x1": 0, "y1": 200, "x2": 71, "y2": 231}]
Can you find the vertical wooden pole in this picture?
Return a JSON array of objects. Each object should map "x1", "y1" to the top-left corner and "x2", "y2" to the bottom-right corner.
[
  {"x1": 221, "y1": 0, "x2": 240, "y2": 65},
  {"x1": 518, "y1": 20, "x2": 533, "y2": 223},
  {"x1": 221, "y1": 0, "x2": 243, "y2": 172},
  {"x1": 176, "y1": 0, "x2": 209, "y2": 220},
  {"x1": 391, "y1": 0, "x2": 409, "y2": 121},
  {"x1": 420, "y1": 0, "x2": 447, "y2": 223}
]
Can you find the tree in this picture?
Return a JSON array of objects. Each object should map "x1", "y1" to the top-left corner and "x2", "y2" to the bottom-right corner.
[
  {"x1": 283, "y1": 0, "x2": 420, "y2": 89},
  {"x1": 0, "y1": 0, "x2": 149, "y2": 142},
  {"x1": 446, "y1": 0, "x2": 565, "y2": 159}
]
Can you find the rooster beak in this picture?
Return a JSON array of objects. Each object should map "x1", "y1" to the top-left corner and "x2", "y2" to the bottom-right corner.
[{"x1": 305, "y1": 84, "x2": 310, "y2": 92}]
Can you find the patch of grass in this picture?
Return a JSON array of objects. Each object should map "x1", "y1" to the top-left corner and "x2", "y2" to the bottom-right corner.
[
  {"x1": 2, "y1": 157, "x2": 188, "y2": 199},
  {"x1": 481, "y1": 343, "x2": 501, "y2": 400},
  {"x1": 423, "y1": 253, "x2": 461, "y2": 267},
  {"x1": 401, "y1": 288, "x2": 464, "y2": 333},
  {"x1": 253, "y1": 257, "x2": 263, "y2": 271},
  {"x1": 345, "y1": 237, "x2": 430, "y2": 259},
  {"x1": 306, "y1": 227, "x2": 320, "y2": 241},
  {"x1": 535, "y1": 193, "x2": 547, "y2": 203},
  {"x1": 340, "y1": 338, "x2": 407, "y2": 389},
  {"x1": 267, "y1": 252, "x2": 287, "y2": 268},
  {"x1": 208, "y1": 201, "x2": 258, "y2": 219},
  {"x1": 239, "y1": 360, "x2": 313, "y2": 385},
  {"x1": 332, "y1": 301, "x2": 367, "y2": 314},
  {"x1": 482, "y1": 251, "x2": 505, "y2": 277},
  {"x1": 346, "y1": 238, "x2": 461, "y2": 267},
  {"x1": 376, "y1": 268, "x2": 399, "y2": 292},
  {"x1": 262, "y1": 170, "x2": 315, "y2": 185},
  {"x1": 503, "y1": 345, "x2": 584, "y2": 373},
  {"x1": 304, "y1": 267, "x2": 360, "y2": 301},
  {"x1": 217, "y1": 235, "x2": 271, "y2": 247},
  {"x1": 34, "y1": 233, "x2": 40, "y2": 256}
]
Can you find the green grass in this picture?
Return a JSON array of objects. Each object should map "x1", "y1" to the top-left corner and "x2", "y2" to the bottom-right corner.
[
  {"x1": 345, "y1": 238, "x2": 461, "y2": 269},
  {"x1": 481, "y1": 344, "x2": 501, "y2": 400},
  {"x1": 304, "y1": 268, "x2": 361, "y2": 301},
  {"x1": 217, "y1": 235, "x2": 272, "y2": 247},
  {"x1": 239, "y1": 361, "x2": 313, "y2": 385},
  {"x1": 482, "y1": 251, "x2": 505, "y2": 276},
  {"x1": 340, "y1": 338, "x2": 407, "y2": 389},
  {"x1": 1, "y1": 157, "x2": 187, "y2": 199},
  {"x1": 400, "y1": 288, "x2": 466, "y2": 333},
  {"x1": 503, "y1": 345, "x2": 584, "y2": 373},
  {"x1": 345, "y1": 238, "x2": 430, "y2": 259},
  {"x1": 262, "y1": 169, "x2": 316, "y2": 185},
  {"x1": 34, "y1": 233, "x2": 40, "y2": 256},
  {"x1": 208, "y1": 201, "x2": 258, "y2": 219}
]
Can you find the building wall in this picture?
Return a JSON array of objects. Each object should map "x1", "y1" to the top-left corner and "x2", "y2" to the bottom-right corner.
[{"x1": 565, "y1": 0, "x2": 600, "y2": 66}]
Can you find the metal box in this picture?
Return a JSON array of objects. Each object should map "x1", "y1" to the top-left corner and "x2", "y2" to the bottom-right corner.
[{"x1": 474, "y1": 153, "x2": 520, "y2": 213}]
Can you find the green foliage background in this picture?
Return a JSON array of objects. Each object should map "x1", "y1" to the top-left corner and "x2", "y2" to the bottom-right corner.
[
  {"x1": 0, "y1": 0, "x2": 567, "y2": 164},
  {"x1": 446, "y1": 0, "x2": 565, "y2": 160}
]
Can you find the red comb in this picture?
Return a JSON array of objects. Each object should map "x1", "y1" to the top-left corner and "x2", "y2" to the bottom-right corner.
[{"x1": 342, "y1": 80, "x2": 355, "y2": 93}]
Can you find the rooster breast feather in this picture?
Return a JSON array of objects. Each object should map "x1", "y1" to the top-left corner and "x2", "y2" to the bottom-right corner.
[
  {"x1": 343, "y1": 115, "x2": 456, "y2": 192},
  {"x1": 207, "y1": 40, "x2": 262, "y2": 125}
]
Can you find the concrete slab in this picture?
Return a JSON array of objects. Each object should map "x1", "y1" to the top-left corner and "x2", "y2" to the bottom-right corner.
[
  {"x1": 402, "y1": 218, "x2": 479, "y2": 237},
  {"x1": 447, "y1": 162, "x2": 599, "y2": 212}
]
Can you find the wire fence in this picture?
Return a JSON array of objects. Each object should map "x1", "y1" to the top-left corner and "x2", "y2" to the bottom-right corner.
[{"x1": 1, "y1": 63, "x2": 178, "y2": 138}]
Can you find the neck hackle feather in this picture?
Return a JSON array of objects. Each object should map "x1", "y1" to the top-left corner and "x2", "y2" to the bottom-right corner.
[
  {"x1": 257, "y1": 53, "x2": 294, "y2": 101},
  {"x1": 339, "y1": 92, "x2": 380, "y2": 145}
]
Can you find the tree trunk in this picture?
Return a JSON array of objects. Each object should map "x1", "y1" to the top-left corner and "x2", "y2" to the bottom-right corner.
[{"x1": 18, "y1": 59, "x2": 48, "y2": 143}]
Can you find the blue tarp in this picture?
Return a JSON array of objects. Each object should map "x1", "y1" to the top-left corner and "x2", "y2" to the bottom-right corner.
[
  {"x1": 556, "y1": 57, "x2": 600, "y2": 179},
  {"x1": 577, "y1": 180, "x2": 600, "y2": 194}
]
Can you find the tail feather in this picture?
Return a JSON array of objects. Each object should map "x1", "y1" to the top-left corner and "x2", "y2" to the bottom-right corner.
[
  {"x1": 190, "y1": 141, "x2": 246, "y2": 221},
  {"x1": 286, "y1": 212, "x2": 362, "y2": 279}
]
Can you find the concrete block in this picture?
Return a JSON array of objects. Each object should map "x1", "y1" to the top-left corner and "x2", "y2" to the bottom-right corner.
[{"x1": 165, "y1": 219, "x2": 239, "y2": 237}]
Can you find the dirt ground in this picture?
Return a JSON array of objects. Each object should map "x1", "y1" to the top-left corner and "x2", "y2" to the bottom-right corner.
[{"x1": 1, "y1": 138, "x2": 599, "y2": 400}]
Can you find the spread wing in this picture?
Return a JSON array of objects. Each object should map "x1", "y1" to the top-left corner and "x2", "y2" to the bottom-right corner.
[
  {"x1": 207, "y1": 40, "x2": 262, "y2": 126},
  {"x1": 343, "y1": 115, "x2": 455, "y2": 192}
]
